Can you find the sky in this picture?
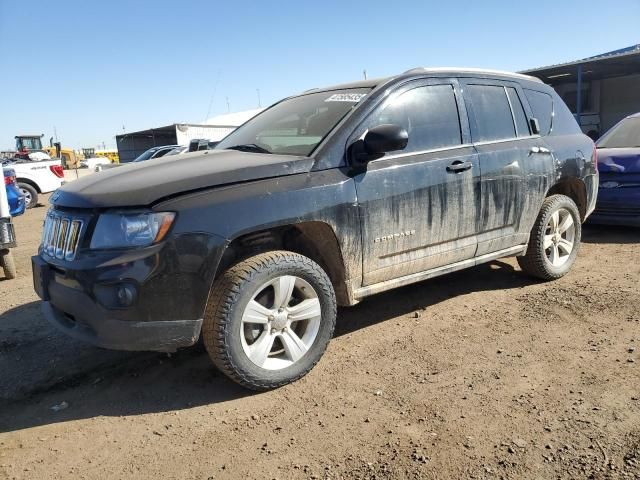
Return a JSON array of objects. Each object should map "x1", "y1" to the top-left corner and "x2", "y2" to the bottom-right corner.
[{"x1": 0, "y1": 0, "x2": 638, "y2": 150}]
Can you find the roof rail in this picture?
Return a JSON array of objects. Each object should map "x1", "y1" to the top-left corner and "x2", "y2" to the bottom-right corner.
[{"x1": 402, "y1": 67, "x2": 542, "y2": 83}]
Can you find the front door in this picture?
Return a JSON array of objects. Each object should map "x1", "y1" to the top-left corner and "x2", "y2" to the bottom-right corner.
[{"x1": 351, "y1": 79, "x2": 482, "y2": 286}]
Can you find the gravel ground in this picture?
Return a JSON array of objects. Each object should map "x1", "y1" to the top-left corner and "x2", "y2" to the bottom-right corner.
[{"x1": 0, "y1": 193, "x2": 638, "y2": 479}]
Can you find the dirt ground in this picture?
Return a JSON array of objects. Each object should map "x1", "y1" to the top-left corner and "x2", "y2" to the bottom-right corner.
[{"x1": 1, "y1": 193, "x2": 639, "y2": 480}]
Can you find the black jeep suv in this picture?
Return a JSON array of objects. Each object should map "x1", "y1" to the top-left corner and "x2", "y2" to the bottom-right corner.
[{"x1": 33, "y1": 68, "x2": 598, "y2": 390}]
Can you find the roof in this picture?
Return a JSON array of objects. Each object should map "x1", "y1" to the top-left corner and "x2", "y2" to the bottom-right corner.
[
  {"x1": 521, "y1": 45, "x2": 640, "y2": 84},
  {"x1": 303, "y1": 67, "x2": 543, "y2": 96}
]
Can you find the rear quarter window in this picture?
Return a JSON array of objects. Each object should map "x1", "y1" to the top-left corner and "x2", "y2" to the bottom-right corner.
[
  {"x1": 524, "y1": 89, "x2": 553, "y2": 136},
  {"x1": 549, "y1": 92, "x2": 582, "y2": 136}
]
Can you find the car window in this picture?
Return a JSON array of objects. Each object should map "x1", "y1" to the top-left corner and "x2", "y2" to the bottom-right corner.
[
  {"x1": 506, "y1": 87, "x2": 530, "y2": 137},
  {"x1": 152, "y1": 149, "x2": 172, "y2": 159},
  {"x1": 133, "y1": 148, "x2": 157, "y2": 162},
  {"x1": 524, "y1": 89, "x2": 553, "y2": 136},
  {"x1": 216, "y1": 88, "x2": 371, "y2": 156},
  {"x1": 466, "y1": 84, "x2": 516, "y2": 142},
  {"x1": 371, "y1": 84, "x2": 462, "y2": 153},
  {"x1": 597, "y1": 116, "x2": 640, "y2": 148}
]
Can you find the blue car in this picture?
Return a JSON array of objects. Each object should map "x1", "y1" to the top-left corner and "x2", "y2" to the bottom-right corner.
[
  {"x1": 3, "y1": 167, "x2": 26, "y2": 217},
  {"x1": 590, "y1": 113, "x2": 640, "y2": 226}
]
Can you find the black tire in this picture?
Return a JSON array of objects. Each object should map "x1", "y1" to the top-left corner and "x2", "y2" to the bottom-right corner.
[
  {"x1": 0, "y1": 251, "x2": 17, "y2": 280},
  {"x1": 202, "y1": 250, "x2": 337, "y2": 391},
  {"x1": 17, "y1": 182, "x2": 38, "y2": 209},
  {"x1": 517, "y1": 194, "x2": 582, "y2": 280}
]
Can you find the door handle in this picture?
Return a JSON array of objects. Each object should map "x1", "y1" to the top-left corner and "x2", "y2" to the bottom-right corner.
[
  {"x1": 446, "y1": 161, "x2": 473, "y2": 173},
  {"x1": 529, "y1": 146, "x2": 551, "y2": 155}
]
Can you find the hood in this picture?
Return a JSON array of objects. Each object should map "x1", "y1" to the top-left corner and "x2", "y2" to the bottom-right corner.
[
  {"x1": 52, "y1": 149, "x2": 314, "y2": 209},
  {"x1": 597, "y1": 147, "x2": 640, "y2": 174}
]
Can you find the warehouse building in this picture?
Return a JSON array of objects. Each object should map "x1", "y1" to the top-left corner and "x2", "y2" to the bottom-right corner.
[
  {"x1": 522, "y1": 44, "x2": 640, "y2": 139},
  {"x1": 115, "y1": 108, "x2": 263, "y2": 163}
]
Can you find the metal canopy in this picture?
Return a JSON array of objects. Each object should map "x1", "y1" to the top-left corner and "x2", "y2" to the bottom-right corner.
[
  {"x1": 521, "y1": 45, "x2": 640, "y2": 85},
  {"x1": 521, "y1": 45, "x2": 640, "y2": 126}
]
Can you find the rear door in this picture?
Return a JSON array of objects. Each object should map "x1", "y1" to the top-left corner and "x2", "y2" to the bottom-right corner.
[
  {"x1": 351, "y1": 78, "x2": 482, "y2": 286},
  {"x1": 461, "y1": 80, "x2": 540, "y2": 255}
]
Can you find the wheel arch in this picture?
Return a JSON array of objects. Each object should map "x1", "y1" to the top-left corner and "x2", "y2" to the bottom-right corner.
[
  {"x1": 546, "y1": 178, "x2": 588, "y2": 221},
  {"x1": 16, "y1": 177, "x2": 41, "y2": 193},
  {"x1": 215, "y1": 221, "x2": 351, "y2": 306}
]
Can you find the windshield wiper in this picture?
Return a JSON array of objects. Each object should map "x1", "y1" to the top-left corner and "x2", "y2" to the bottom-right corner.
[{"x1": 227, "y1": 143, "x2": 272, "y2": 154}]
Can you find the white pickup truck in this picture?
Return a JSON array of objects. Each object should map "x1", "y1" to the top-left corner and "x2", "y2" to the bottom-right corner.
[{"x1": 1, "y1": 159, "x2": 65, "y2": 208}]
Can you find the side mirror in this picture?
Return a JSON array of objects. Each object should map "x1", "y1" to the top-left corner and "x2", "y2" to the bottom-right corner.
[
  {"x1": 350, "y1": 124, "x2": 408, "y2": 166},
  {"x1": 529, "y1": 117, "x2": 541, "y2": 135},
  {"x1": 364, "y1": 124, "x2": 408, "y2": 155}
]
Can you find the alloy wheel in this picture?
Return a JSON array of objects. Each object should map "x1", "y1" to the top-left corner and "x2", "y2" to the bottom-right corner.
[
  {"x1": 20, "y1": 188, "x2": 32, "y2": 206},
  {"x1": 544, "y1": 208, "x2": 575, "y2": 267},
  {"x1": 240, "y1": 275, "x2": 322, "y2": 370}
]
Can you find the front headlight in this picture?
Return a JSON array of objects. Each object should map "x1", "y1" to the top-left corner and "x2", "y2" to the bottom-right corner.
[{"x1": 90, "y1": 212, "x2": 175, "y2": 249}]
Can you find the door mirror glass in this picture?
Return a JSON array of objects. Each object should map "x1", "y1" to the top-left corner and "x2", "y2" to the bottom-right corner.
[{"x1": 529, "y1": 117, "x2": 541, "y2": 135}]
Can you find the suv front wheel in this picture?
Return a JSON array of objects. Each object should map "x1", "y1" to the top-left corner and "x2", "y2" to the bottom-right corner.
[
  {"x1": 518, "y1": 194, "x2": 582, "y2": 280},
  {"x1": 202, "y1": 250, "x2": 337, "y2": 390}
]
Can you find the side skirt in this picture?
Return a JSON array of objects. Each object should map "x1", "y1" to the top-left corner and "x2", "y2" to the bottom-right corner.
[{"x1": 350, "y1": 245, "x2": 527, "y2": 302}]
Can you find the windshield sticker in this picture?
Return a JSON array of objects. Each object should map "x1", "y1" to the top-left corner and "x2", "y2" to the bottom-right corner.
[{"x1": 325, "y1": 93, "x2": 367, "y2": 103}]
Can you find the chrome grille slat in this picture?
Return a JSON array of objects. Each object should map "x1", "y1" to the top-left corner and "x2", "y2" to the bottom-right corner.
[
  {"x1": 55, "y1": 218, "x2": 69, "y2": 258},
  {"x1": 41, "y1": 211, "x2": 84, "y2": 260},
  {"x1": 65, "y1": 221, "x2": 82, "y2": 260}
]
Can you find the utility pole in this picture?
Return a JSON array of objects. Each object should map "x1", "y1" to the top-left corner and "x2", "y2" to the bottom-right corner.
[
  {"x1": 53, "y1": 126, "x2": 59, "y2": 142},
  {"x1": 363, "y1": 69, "x2": 367, "y2": 80}
]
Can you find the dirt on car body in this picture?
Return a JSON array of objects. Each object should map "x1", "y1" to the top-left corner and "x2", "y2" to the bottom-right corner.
[{"x1": 1, "y1": 196, "x2": 639, "y2": 479}]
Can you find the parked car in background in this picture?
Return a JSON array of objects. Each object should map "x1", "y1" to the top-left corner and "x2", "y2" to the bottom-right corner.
[
  {"x1": 3, "y1": 167, "x2": 26, "y2": 217},
  {"x1": 164, "y1": 146, "x2": 188, "y2": 156},
  {"x1": 32, "y1": 68, "x2": 597, "y2": 390},
  {"x1": 96, "y1": 145, "x2": 179, "y2": 171},
  {"x1": 1, "y1": 158, "x2": 64, "y2": 208},
  {"x1": 590, "y1": 112, "x2": 640, "y2": 226},
  {"x1": 80, "y1": 157, "x2": 112, "y2": 170}
]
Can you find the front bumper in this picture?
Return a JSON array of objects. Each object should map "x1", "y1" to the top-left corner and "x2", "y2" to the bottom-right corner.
[
  {"x1": 588, "y1": 210, "x2": 640, "y2": 227},
  {"x1": 33, "y1": 254, "x2": 203, "y2": 352},
  {"x1": 31, "y1": 230, "x2": 226, "y2": 352},
  {"x1": 588, "y1": 184, "x2": 640, "y2": 227},
  {"x1": 42, "y1": 301, "x2": 202, "y2": 352}
]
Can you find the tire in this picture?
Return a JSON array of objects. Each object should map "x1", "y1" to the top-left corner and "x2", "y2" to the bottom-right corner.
[
  {"x1": 17, "y1": 182, "x2": 38, "y2": 209},
  {"x1": 517, "y1": 194, "x2": 582, "y2": 280},
  {"x1": 202, "y1": 250, "x2": 337, "y2": 391},
  {"x1": 0, "y1": 251, "x2": 17, "y2": 280}
]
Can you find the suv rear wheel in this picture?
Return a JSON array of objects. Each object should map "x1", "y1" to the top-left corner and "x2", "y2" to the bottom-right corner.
[
  {"x1": 517, "y1": 194, "x2": 582, "y2": 280},
  {"x1": 202, "y1": 250, "x2": 337, "y2": 390}
]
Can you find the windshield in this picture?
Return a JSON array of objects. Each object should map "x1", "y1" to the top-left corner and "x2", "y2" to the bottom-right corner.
[
  {"x1": 16, "y1": 137, "x2": 43, "y2": 151},
  {"x1": 598, "y1": 117, "x2": 640, "y2": 148},
  {"x1": 133, "y1": 148, "x2": 158, "y2": 162},
  {"x1": 215, "y1": 88, "x2": 371, "y2": 156}
]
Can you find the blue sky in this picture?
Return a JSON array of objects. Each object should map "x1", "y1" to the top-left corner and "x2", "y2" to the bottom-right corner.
[{"x1": 1, "y1": 0, "x2": 638, "y2": 150}]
